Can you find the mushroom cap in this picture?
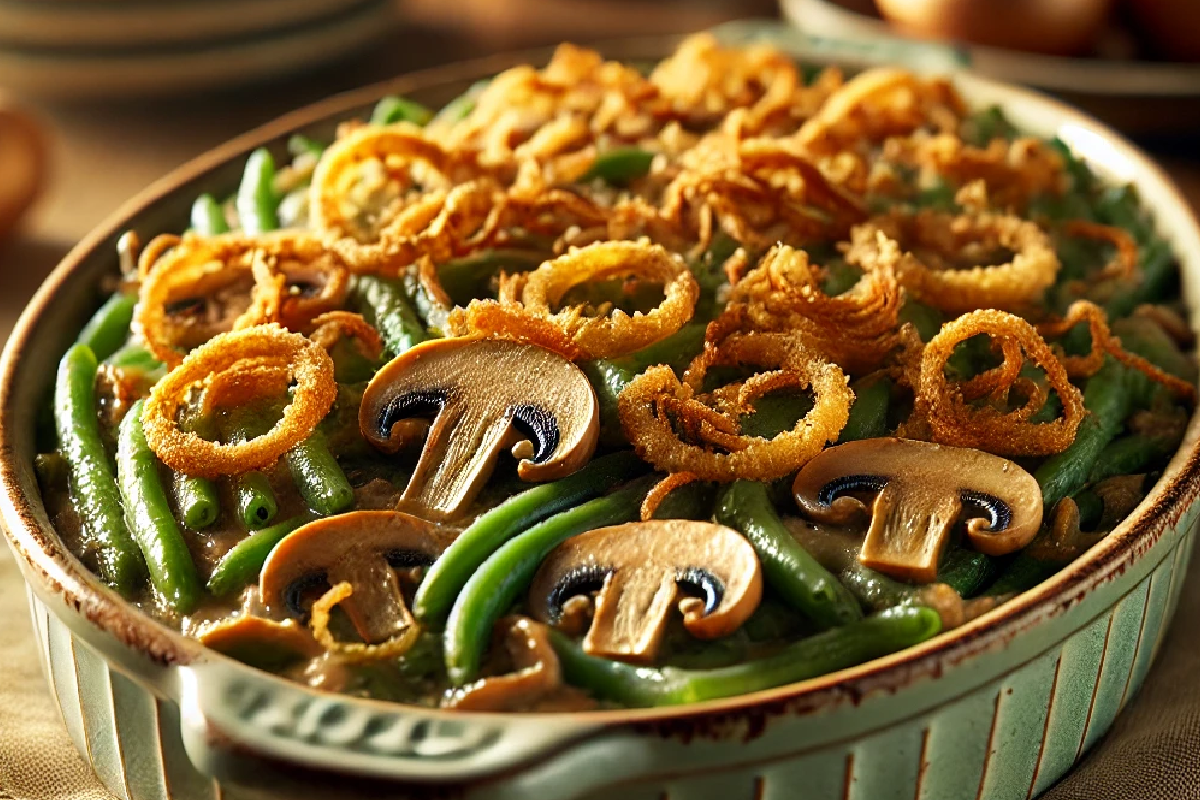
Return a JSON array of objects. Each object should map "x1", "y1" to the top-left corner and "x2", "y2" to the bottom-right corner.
[
  {"x1": 359, "y1": 337, "x2": 600, "y2": 520},
  {"x1": 259, "y1": 510, "x2": 454, "y2": 616},
  {"x1": 792, "y1": 437, "x2": 1043, "y2": 582},
  {"x1": 528, "y1": 519, "x2": 762, "y2": 663}
]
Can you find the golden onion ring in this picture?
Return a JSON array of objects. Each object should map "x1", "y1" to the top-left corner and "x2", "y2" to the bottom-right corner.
[
  {"x1": 142, "y1": 324, "x2": 336, "y2": 478},
  {"x1": 866, "y1": 210, "x2": 1060, "y2": 314},
  {"x1": 914, "y1": 310, "x2": 1084, "y2": 455},
  {"x1": 619, "y1": 332, "x2": 852, "y2": 481},
  {"x1": 449, "y1": 240, "x2": 699, "y2": 360},
  {"x1": 1039, "y1": 300, "x2": 1197, "y2": 401},
  {"x1": 136, "y1": 232, "x2": 344, "y2": 366},
  {"x1": 308, "y1": 310, "x2": 384, "y2": 361}
]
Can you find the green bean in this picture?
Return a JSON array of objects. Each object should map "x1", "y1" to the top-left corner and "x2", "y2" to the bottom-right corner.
[
  {"x1": 581, "y1": 147, "x2": 654, "y2": 185},
  {"x1": 429, "y1": 80, "x2": 489, "y2": 127},
  {"x1": 785, "y1": 522, "x2": 956, "y2": 611},
  {"x1": 1089, "y1": 434, "x2": 1177, "y2": 485},
  {"x1": 938, "y1": 547, "x2": 999, "y2": 598},
  {"x1": 716, "y1": 480, "x2": 862, "y2": 629},
  {"x1": 962, "y1": 105, "x2": 1017, "y2": 147},
  {"x1": 437, "y1": 249, "x2": 546, "y2": 304},
  {"x1": 690, "y1": 234, "x2": 738, "y2": 321},
  {"x1": 1113, "y1": 316, "x2": 1196, "y2": 383},
  {"x1": 172, "y1": 472, "x2": 220, "y2": 530},
  {"x1": 583, "y1": 322, "x2": 708, "y2": 444},
  {"x1": 898, "y1": 301, "x2": 943, "y2": 342},
  {"x1": 284, "y1": 426, "x2": 354, "y2": 515},
  {"x1": 171, "y1": 405, "x2": 220, "y2": 530},
  {"x1": 649, "y1": 479, "x2": 714, "y2": 521},
  {"x1": 106, "y1": 343, "x2": 164, "y2": 372},
  {"x1": 399, "y1": 249, "x2": 548, "y2": 333},
  {"x1": 1036, "y1": 358, "x2": 1129, "y2": 512},
  {"x1": 825, "y1": 557, "x2": 905, "y2": 609},
  {"x1": 550, "y1": 606, "x2": 941, "y2": 707},
  {"x1": 116, "y1": 399, "x2": 201, "y2": 613},
  {"x1": 414, "y1": 451, "x2": 648, "y2": 625},
  {"x1": 1105, "y1": 237, "x2": 1176, "y2": 319},
  {"x1": 329, "y1": 337, "x2": 379, "y2": 384},
  {"x1": 444, "y1": 475, "x2": 656, "y2": 685},
  {"x1": 370, "y1": 95, "x2": 433, "y2": 127},
  {"x1": 236, "y1": 148, "x2": 279, "y2": 235},
  {"x1": 234, "y1": 472, "x2": 276, "y2": 530},
  {"x1": 822, "y1": 260, "x2": 861, "y2": 296},
  {"x1": 222, "y1": 410, "x2": 279, "y2": 529},
  {"x1": 838, "y1": 377, "x2": 891, "y2": 443},
  {"x1": 54, "y1": 345, "x2": 145, "y2": 594},
  {"x1": 739, "y1": 391, "x2": 812, "y2": 439},
  {"x1": 984, "y1": 552, "x2": 1057, "y2": 597},
  {"x1": 190, "y1": 193, "x2": 229, "y2": 236},
  {"x1": 76, "y1": 293, "x2": 136, "y2": 362},
  {"x1": 207, "y1": 513, "x2": 316, "y2": 597},
  {"x1": 350, "y1": 274, "x2": 428, "y2": 357}
]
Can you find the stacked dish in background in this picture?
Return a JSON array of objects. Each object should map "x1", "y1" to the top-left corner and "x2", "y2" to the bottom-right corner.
[{"x1": 0, "y1": 0, "x2": 395, "y2": 98}]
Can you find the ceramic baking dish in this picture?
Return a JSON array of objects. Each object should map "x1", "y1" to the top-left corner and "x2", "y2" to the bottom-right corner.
[{"x1": 3, "y1": 34, "x2": 1200, "y2": 800}]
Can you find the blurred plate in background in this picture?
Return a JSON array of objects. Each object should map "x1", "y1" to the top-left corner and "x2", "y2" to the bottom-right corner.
[
  {"x1": 0, "y1": 0, "x2": 393, "y2": 98},
  {"x1": 773, "y1": 0, "x2": 1200, "y2": 137}
]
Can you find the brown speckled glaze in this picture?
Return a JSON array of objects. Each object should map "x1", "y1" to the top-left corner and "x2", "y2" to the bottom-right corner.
[{"x1": 3, "y1": 32, "x2": 1200, "y2": 800}]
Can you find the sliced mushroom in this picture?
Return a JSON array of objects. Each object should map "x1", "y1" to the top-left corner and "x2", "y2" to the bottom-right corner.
[
  {"x1": 359, "y1": 338, "x2": 599, "y2": 520},
  {"x1": 528, "y1": 520, "x2": 762, "y2": 663},
  {"x1": 443, "y1": 616, "x2": 562, "y2": 712},
  {"x1": 792, "y1": 437, "x2": 1042, "y2": 583},
  {"x1": 259, "y1": 510, "x2": 454, "y2": 644},
  {"x1": 198, "y1": 616, "x2": 323, "y2": 670}
]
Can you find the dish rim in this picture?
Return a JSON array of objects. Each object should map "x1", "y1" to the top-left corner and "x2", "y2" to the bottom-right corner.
[{"x1": 3, "y1": 36, "x2": 1200, "y2": 727}]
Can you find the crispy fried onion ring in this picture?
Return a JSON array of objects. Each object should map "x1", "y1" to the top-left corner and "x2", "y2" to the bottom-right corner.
[
  {"x1": 327, "y1": 181, "x2": 502, "y2": 275},
  {"x1": 913, "y1": 310, "x2": 1084, "y2": 455},
  {"x1": 136, "y1": 232, "x2": 347, "y2": 366},
  {"x1": 865, "y1": 210, "x2": 1059, "y2": 313},
  {"x1": 795, "y1": 68, "x2": 965, "y2": 158},
  {"x1": 716, "y1": 236, "x2": 902, "y2": 374},
  {"x1": 619, "y1": 332, "x2": 852, "y2": 481},
  {"x1": 882, "y1": 134, "x2": 1064, "y2": 207},
  {"x1": 310, "y1": 582, "x2": 422, "y2": 662},
  {"x1": 1038, "y1": 300, "x2": 1197, "y2": 401},
  {"x1": 308, "y1": 310, "x2": 384, "y2": 361},
  {"x1": 660, "y1": 140, "x2": 866, "y2": 252},
  {"x1": 447, "y1": 240, "x2": 699, "y2": 359},
  {"x1": 309, "y1": 123, "x2": 458, "y2": 242},
  {"x1": 142, "y1": 324, "x2": 336, "y2": 478}
]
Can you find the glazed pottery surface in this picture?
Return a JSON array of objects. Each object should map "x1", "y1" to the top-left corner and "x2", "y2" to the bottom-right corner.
[{"x1": 3, "y1": 34, "x2": 1200, "y2": 800}]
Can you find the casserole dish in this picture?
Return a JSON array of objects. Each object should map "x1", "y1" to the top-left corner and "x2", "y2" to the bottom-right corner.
[{"x1": 3, "y1": 34, "x2": 1200, "y2": 800}]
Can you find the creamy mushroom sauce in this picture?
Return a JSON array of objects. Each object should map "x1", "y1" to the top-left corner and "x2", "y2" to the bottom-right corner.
[{"x1": 37, "y1": 35, "x2": 1198, "y2": 711}]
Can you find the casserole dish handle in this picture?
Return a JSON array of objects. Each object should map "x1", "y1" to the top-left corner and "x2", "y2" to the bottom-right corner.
[{"x1": 176, "y1": 660, "x2": 652, "y2": 798}]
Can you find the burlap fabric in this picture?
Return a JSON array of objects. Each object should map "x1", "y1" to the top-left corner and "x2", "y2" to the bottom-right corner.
[{"x1": 2, "y1": 541, "x2": 1199, "y2": 799}]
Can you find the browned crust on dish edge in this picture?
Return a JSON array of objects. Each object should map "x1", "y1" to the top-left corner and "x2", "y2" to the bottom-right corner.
[{"x1": 2, "y1": 37, "x2": 1199, "y2": 734}]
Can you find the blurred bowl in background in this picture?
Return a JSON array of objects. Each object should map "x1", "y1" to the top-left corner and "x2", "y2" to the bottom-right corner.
[
  {"x1": 874, "y1": 0, "x2": 1115, "y2": 56},
  {"x1": 774, "y1": 0, "x2": 1200, "y2": 137},
  {"x1": 0, "y1": 96, "x2": 47, "y2": 241},
  {"x1": 0, "y1": 0, "x2": 394, "y2": 98}
]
